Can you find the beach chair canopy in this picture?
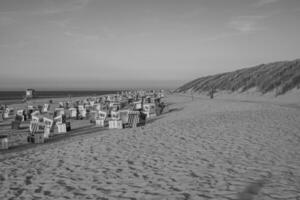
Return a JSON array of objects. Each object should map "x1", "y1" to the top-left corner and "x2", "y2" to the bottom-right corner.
[
  {"x1": 111, "y1": 111, "x2": 120, "y2": 120},
  {"x1": 98, "y1": 111, "x2": 107, "y2": 120},
  {"x1": 31, "y1": 110, "x2": 40, "y2": 116},
  {"x1": 43, "y1": 117, "x2": 53, "y2": 127},
  {"x1": 78, "y1": 105, "x2": 85, "y2": 111},
  {"x1": 54, "y1": 115, "x2": 63, "y2": 124},
  {"x1": 17, "y1": 109, "x2": 24, "y2": 116}
]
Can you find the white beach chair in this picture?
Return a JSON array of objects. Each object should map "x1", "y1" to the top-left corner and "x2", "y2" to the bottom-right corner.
[
  {"x1": 143, "y1": 103, "x2": 156, "y2": 118},
  {"x1": 110, "y1": 111, "x2": 120, "y2": 120},
  {"x1": 43, "y1": 104, "x2": 50, "y2": 113},
  {"x1": 109, "y1": 111, "x2": 122, "y2": 129},
  {"x1": 31, "y1": 111, "x2": 40, "y2": 120},
  {"x1": 80, "y1": 109, "x2": 87, "y2": 118},
  {"x1": 29, "y1": 122, "x2": 44, "y2": 144},
  {"x1": 98, "y1": 111, "x2": 107, "y2": 120},
  {"x1": 54, "y1": 115, "x2": 62, "y2": 124},
  {"x1": 16, "y1": 109, "x2": 24, "y2": 121},
  {"x1": 134, "y1": 101, "x2": 142, "y2": 110},
  {"x1": 78, "y1": 105, "x2": 86, "y2": 118},
  {"x1": 94, "y1": 103, "x2": 101, "y2": 111},
  {"x1": 56, "y1": 123, "x2": 67, "y2": 134},
  {"x1": 69, "y1": 108, "x2": 77, "y2": 118},
  {"x1": 90, "y1": 101, "x2": 95, "y2": 106},
  {"x1": 55, "y1": 108, "x2": 65, "y2": 116},
  {"x1": 95, "y1": 111, "x2": 107, "y2": 127},
  {"x1": 59, "y1": 102, "x2": 64, "y2": 107},
  {"x1": 3, "y1": 108, "x2": 9, "y2": 119},
  {"x1": 108, "y1": 120, "x2": 122, "y2": 129},
  {"x1": 43, "y1": 117, "x2": 53, "y2": 139},
  {"x1": 78, "y1": 105, "x2": 84, "y2": 111},
  {"x1": 119, "y1": 110, "x2": 129, "y2": 125}
]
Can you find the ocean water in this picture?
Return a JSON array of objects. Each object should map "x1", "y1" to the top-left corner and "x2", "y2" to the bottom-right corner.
[{"x1": 0, "y1": 90, "x2": 118, "y2": 101}]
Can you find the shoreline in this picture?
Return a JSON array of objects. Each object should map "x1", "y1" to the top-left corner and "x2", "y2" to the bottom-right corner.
[{"x1": 0, "y1": 90, "x2": 120, "y2": 105}]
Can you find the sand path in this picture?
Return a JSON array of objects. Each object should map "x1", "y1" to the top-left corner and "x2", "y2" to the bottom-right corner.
[{"x1": 0, "y1": 95, "x2": 299, "y2": 200}]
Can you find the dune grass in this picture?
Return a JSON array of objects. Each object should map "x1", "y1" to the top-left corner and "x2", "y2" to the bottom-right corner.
[{"x1": 175, "y1": 59, "x2": 300, "y2": 96}]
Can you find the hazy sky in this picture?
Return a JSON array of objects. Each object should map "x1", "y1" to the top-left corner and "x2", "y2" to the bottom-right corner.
[{"x1": 0, "y1": 0, "x2": 299, "y2": 90}]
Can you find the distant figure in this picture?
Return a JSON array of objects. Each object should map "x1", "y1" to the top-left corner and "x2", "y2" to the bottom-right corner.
[{"x1": 209, "y1": 88, "x2": 215, "y2": 99}]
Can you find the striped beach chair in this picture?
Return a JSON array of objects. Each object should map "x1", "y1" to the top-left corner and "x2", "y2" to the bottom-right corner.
[
  {"x1": 127, "y1": 111, "x2": 140, "y2": 128},
  {"x1": 28, "y1": 121, "x2": 44, "y2": 143},
  {"x1": 30, "y1": 121, "x2": 40, "y2": 134}
]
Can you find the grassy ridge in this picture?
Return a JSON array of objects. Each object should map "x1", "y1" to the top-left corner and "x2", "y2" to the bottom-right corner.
[{"x1": 175, "y1": 59, "x2": 300, "y2": 96}]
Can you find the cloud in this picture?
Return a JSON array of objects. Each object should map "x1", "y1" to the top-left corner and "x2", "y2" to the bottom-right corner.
[
  {"x1": 229, "y1": 16, "x2": 266, "y2": 33},
  {"x1": 255, "y1": 0, "x2": 280, "y2": 7}
]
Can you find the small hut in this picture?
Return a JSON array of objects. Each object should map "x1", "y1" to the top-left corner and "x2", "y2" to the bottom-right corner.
[{"x1": 25, "y1": 89, "x2": 36, "y2": 99}]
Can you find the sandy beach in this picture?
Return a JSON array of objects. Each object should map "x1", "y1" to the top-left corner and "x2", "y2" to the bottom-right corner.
[{"x1": 0, "y1": 94, "x2": 299, "y2": 200}]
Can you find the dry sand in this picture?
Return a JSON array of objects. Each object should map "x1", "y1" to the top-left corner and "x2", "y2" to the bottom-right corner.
[{"x1": 0, "y1": 94, "x2": 300, "y2": 200}]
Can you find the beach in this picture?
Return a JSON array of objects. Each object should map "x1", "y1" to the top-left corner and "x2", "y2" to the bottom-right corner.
[{"x1": 0, "y1": 94, "x2": 300, "y2": 200}]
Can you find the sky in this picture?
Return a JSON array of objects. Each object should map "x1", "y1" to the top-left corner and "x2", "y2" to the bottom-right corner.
[{"x1": 0, "y1": 0, "x2": 300, "y2": 90}]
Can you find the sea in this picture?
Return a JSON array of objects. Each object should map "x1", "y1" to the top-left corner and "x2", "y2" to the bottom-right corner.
[{"x1": 0, "y1": 90, "x2": 118, "y2": 102}]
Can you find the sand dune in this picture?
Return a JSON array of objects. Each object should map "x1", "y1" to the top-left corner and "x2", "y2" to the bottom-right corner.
[{"x1": 0, "y1": 95, "x2": 300, "y2": 200}]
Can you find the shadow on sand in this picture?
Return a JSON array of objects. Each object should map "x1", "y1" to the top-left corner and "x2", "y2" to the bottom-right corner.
[
  {"x1": 167, "y1": 107, "x2": 184, "y2": 113},
  {"x1": 146, "y1": 115, "x2": 165, "y2": 125},
  {"x1": 0, "y1": 125, "x2": 107, "y2": 158}
]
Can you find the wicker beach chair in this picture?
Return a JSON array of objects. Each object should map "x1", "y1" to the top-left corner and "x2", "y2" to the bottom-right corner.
[
  {"x1": 108, "y1": 111, "x2": 122, "y2": 129},
  {"x1": 98, "y1": 111, "x2": 107, "y2": 120},
  {"x1": 54, "y1": 115, "x2": 63, "y2": 124},
  {"x1": 0, "y1": 135, "x2": 8, "y2": 149},
  {"x1": 69, "y1": 108, "x2": 77, "y2": 118},
  {"x1": 28, "y1": 121, "x2": 44, "y2": 143},
  {"x1": 127, "y1": 111, "x2": 140, "y2": 128},
  {"x1": 95, "y1": 111, "x2": 107, "y2": 127},
  {"x1": 94, "y1": 103, "x2": 101, "y2": 111},
  {"x1": 111, "y1": 111, "x2": 120, "y2": 120},
  {"x1": 43, "y1": 104, "x2": 50, "y2": 113},
  {"x1": 133, "y1": 101, "x2": 142, "y2": 110},
  {"x1": 78, "y1": 105, "x2": 86, "y2": 119},
  {"x1": 16, "y1": 110, "x2": 24, "y2": 121},
  {"x1": 3, "y1": 108, "x2": 9, "y2": 119},
  {"x1": 119, "y1": 110, "x2": 129, "y2": 125},
  {"x1": 55, "y1": 108, "x2": 65, "y2": 116},
  {"x1": 43, "y1": 117, "x2": 53, "y2": 139},
  {"x1": 0, "y1": 111, "x2": 3, "y2": 122}
]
